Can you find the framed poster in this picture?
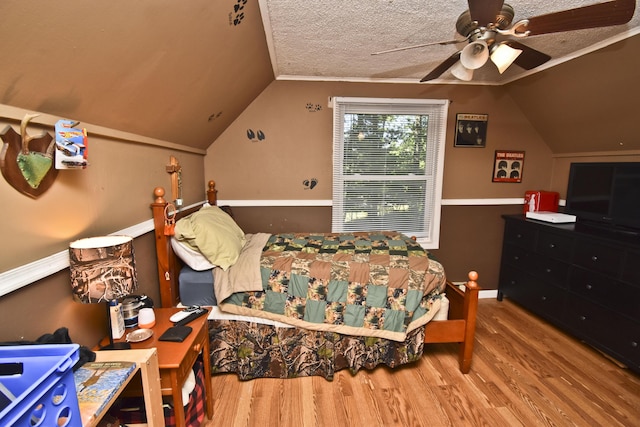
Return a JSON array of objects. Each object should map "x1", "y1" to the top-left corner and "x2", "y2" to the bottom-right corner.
[
  {"x1": 454, "y1": 113, "x2": 488, "y2": 147},
  {"x1": 492, "y1": 150, "x2": 525, "y2": 183}
]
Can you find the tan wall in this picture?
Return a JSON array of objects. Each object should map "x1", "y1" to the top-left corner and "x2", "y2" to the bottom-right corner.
[
  {"x1": 205, "y1": 80, "x2": 555, "y2": 287},
  {"x1": 504, "y1": 35, "x2": 640, "y2": 155},
  {"x1": 0, "y1": 107, "x2": 205, "y2": 347},
  {"x1": 207, "y1": 80, "x2": 554, "y2": 200}
]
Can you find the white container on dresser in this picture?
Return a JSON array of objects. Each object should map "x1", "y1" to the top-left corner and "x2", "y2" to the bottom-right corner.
[{"x1": 498, "y1": 215, "x2": 640, "y2": 374}]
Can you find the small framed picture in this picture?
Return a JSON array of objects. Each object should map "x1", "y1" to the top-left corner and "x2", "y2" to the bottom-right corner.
[
  {"x1": 454, "y1": 113, "x2": 488, "y2": 147},
  {"x1": 492, "y1": 150, "x2": 525, "y2": 183}
]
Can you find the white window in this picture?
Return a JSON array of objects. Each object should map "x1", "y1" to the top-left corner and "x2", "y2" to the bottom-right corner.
[{"x1": 331, "y1": 97, "x2": 449, "y2": 248}]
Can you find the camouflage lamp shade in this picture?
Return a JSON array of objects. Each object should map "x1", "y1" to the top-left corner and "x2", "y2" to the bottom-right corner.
[{"x1": 69, "y1": 235, "x2": 138, "y2": 304}]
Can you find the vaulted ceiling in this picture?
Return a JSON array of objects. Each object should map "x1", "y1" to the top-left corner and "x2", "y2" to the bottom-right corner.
[
  {"x1": 0, "y1": 1, "x2": 638, "y2": 151},
  {"x1": 262, "y1": 0, "x2": 639, "y2": 84}
]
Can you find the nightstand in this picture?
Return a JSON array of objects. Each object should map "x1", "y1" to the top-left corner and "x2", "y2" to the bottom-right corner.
[{"x1": 100, "y1": 307, "x2": 214, "y2": 426}]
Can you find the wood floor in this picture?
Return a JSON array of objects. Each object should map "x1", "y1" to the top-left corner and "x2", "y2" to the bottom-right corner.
[{"x1": 204, "y1": 299, "x2": 640, "y2": 426}]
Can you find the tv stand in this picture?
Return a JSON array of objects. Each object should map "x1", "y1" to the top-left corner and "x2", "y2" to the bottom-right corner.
[{"x1": 498, "y1": 215, "x2": 640, "y2": 374}]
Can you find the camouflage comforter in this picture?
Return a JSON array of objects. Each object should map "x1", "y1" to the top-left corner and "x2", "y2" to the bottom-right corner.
[{"x1": 217, "y1": 231, "x2": 446, "y2": 342}]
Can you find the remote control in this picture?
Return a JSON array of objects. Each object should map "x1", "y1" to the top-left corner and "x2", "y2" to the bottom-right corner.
[
  {"x1": 169, "y1": 306, "x2": 201, "y2": 323},
  {"x1": 172, "y1": 307, "x2": 208, "y2": 326}
]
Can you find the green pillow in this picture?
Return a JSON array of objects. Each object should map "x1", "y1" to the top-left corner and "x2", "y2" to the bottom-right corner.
[{"x1": 174, "y1": 205, "x2": 246, "y2": 270}]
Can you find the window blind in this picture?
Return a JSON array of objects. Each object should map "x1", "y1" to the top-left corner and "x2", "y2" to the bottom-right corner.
[{"x1": 332, "y1": 97, "x2": 449, "y2": 248}]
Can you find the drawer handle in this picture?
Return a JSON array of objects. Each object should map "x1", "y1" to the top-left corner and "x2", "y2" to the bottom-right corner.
[
  {"x1": 591, "y1": 256, "x2": 598, "y2": 262},
  {"x1": 193, "y1": 343, "x2": 202, "y2": 352},
  {"x1": 545, "y1": 268, "x2": 552, "y2": 274},
  {"x1": 632, "y1": 342, "x2": 638, "y2": 348},
  {"x1": 549, "y1": 243, "x2": 555, "y2": 248},
  {"x1": 585, "y1": 284, "x2": 592, "y2": 290},
  {"x1": 516, "y1": 233, "x2": 522, "y2": 239},
  {"x1": 513, "y1": 256, "x2": 520, "y2": 261},
  {"x1": 579, "y1": 315, "x2": 587, "y2": 321},
  {"x1": 541, "y1": 296, "x2": 547, "y2": 301}
]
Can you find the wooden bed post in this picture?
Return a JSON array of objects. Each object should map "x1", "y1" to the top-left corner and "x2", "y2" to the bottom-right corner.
[
  {"x1": 459, "y1": 271, "x2": 480, "y2": 373},
  {"x1": 424, "y1": 271, "x2": 480, "y2": 373},
  {"x1": 151, "y1": 187, "x2": 180, "y2": 307},
  {"x1": 207, "y1": 180, "x2": 217, "y2": 205}
]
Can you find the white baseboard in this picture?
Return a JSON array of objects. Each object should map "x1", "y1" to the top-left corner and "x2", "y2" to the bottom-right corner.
[{"x1": 479, "y1": 289, "x2": 498, "y2": 299}]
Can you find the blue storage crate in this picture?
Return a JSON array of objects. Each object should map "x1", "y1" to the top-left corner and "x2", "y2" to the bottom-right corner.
[{"x1": 0, "y1": 344, "x2": 81, "y2": 427}]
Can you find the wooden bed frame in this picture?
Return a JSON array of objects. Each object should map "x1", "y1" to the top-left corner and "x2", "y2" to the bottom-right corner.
[{"x1": 151, "y1": 181, "x2": 480, "y2": 373}]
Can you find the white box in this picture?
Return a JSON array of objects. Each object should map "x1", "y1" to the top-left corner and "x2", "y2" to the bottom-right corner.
[{"x1": 526, "y1": 211, "x2": 576, "y2": 223}]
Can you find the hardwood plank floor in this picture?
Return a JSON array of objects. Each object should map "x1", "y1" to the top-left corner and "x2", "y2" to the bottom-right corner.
[{"x1": 204, "y1": 299, "x2": 640, "y2": 426}]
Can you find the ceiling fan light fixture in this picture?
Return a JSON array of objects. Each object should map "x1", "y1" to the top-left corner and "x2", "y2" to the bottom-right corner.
[
  {"x1": 490, "y1": 43, "x2": 523, "y2": 74},
  {"x1": 451, "y1": 62, "x2": 474, "y2": 81},
  {"x1": 460, "y1": 40, "x2": 489, "y2": 70}
]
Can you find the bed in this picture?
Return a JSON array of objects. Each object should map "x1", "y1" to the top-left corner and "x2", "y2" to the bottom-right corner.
[{"x1": 150, "y1": 181, "x2": 480, "y2": 380}]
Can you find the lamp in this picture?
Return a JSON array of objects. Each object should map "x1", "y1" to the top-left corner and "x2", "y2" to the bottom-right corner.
[
  {"x1": 490, "y1": 43, "x2": 523, "y2": 74},
  {"x1": 460, "y1": 40, "x2": 489, "y2": 70},
  {"x1": 451, "y1": 62, "x2": 474, "y2": 81},
  {"x1": 69, "y1": 235, "x2": 138, "y2": 350}
]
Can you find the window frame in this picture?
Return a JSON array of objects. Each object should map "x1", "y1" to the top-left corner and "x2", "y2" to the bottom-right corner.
[{"x1": 331, "y1": 97, "x2": 449, "y2": 248}]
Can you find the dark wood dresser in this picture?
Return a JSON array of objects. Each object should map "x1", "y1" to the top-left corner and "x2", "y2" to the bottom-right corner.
[{"x1": 498, "y1": 214, "x2": 640, "y2": 374}]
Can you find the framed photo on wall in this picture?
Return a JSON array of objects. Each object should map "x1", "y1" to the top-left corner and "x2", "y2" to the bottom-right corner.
[
  {"x1": 454, "y1": 113, "x2": 488, "y2": 147},
  {"x1": 492, "y1": 150, "x2": 525, "y2": 183}
]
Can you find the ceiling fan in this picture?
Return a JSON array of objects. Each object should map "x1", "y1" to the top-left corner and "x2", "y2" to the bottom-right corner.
[{"x1": 372, "y1": 0, "x2": 636, "y2": 82}]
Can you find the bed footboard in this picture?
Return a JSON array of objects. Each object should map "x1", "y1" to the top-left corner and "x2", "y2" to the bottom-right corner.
[{"x1": 424, "y1": 271, "x2": 480, "y2": 373}]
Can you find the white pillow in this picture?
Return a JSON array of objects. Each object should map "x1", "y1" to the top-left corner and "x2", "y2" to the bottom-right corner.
[{"x1": 171, "y1": 238, "x2": 216, "y2": 271}]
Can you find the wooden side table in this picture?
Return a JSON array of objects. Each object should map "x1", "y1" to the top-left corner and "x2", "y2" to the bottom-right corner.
[
  {"x1": 78, "y1": 348, "x2": 164, "y2": 427},
  {"x1": 100, "y1": 308, "x2": 214, "y2": 426}
]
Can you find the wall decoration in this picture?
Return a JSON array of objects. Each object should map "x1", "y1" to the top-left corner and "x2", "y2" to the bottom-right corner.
[
  {"x1": 208, "y1": 111, "x2": 222, "y2": 122},
  {"x1": 492, "y1": 150, "x2": 525, "y2": 183},
  {"x1": 454, "y1": 113, "x2": 488, "y2": 147},
  {"x1": 55, "y1": 119, "x2": 88, "y2": 169},
  {"x1": 306, "y1": 103, "x2": 323, "y2": 112},
  {"x1": 0, "y1": 113, "x2": 58, "y2": 198},
  {"x1": 246, "y1": 129, "x2": 265, "y2": 142},
  {"x1": 303, "y1": 178, "x2": 318, "y2": 190},
  {"x1": 229, "y1": 0, "x2": 247, "y2": 26}
]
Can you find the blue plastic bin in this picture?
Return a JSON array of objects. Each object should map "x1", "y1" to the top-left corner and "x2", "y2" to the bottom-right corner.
[{"x1": 0, "y1": 344, "x2": 81, "y2": 427}]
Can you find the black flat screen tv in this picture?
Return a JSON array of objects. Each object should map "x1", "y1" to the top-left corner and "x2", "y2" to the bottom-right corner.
[{"x1": 565, "y1": 162, "x2": 640, "y2": 235}]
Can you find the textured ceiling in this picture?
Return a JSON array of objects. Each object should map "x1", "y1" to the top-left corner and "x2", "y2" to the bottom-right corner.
[{"x1": 259, "y1": 0, "x2": 640, "y2": 84}]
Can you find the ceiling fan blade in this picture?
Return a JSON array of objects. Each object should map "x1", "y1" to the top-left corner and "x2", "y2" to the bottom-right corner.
[
  {"x1": 371, "y1": 39, "x2": 466, "y2": 56},
  {"x1": 516, "y1": 0, "x2": 636, "y2": 36},
  {"x1": 504, "y1": 41, "x2": 551, "y2": 70},
  {"x1": 467, "y1": 0, "x2": 505, "y2": 27},
  {"x1": 420, "y1": 52, "x2": 461, "y2": 82}
]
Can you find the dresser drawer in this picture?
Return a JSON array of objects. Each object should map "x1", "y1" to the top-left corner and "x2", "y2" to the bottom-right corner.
[
  {"x1": 504, "y1": 220, "x2": 536, "y2": 250},
  {"x1": 531, "y1": 254, "x2": 570, "y2": 288},
  {"x1": 564, "y1": 297, "x2": 640, "y2": 369},
  {"x1": 501, "y1": 244, "x2": 533, "y2": 269},
  {"x1": 621, "y1": 250, "x2": 640, "y2": 285},
  {"x1": 531, "y1": 282, "x2": 566, "y2": 322},
  {"x1": 500, "y1": 266, "x2": 565, "y2": 320},
  {"x1": 498, "y1": 264, "x2": 528, "y2": 297},
  {"x1": 573, "y1": 240, "x2": 623, "y2": 277},
  {"x1": 569, "y1": 267, "x2": 640, "y2": 320},
  {"x1": 536, "y1": 231, "x2": 574, "y2": 262}
]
